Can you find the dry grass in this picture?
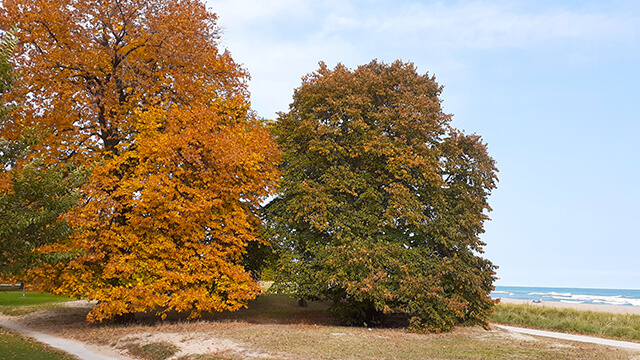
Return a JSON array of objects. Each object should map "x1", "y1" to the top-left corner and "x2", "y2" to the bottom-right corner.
[
  {"x1": 121, "y1": 341, "x2": 179, "y2": 360},
  {"x1": 7, "y1": 295, "x2": 640, "y2": 360}
]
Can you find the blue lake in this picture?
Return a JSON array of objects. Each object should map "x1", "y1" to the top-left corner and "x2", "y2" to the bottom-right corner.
[{"x1": 491, "y1": 286, "x2": 640, "y2": 307}]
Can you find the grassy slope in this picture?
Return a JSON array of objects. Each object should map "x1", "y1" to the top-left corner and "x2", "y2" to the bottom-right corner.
[{"x1": 491, "y1": 303, "x2": 640, "y2": 342}]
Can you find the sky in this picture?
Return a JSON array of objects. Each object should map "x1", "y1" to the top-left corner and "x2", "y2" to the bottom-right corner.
[{"x1": 207, "y1": 0, "x2": 640, "y2": 290}]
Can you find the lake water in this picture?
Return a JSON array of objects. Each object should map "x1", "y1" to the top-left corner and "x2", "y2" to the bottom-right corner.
[{"x1": 491, "y1": 286, "x2": 640, "y2": 307}]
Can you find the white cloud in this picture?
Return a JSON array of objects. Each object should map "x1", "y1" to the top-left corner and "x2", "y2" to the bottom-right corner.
[
  {"x1": 209, "y1": 0, "x2": 308, "y2": 25},
  {"x1": 224, "y1": 38, "x2": 358, "y2": 119},
  {"x1": 205, "y1": 0, "x2": 640, "y2": 118},
  {"x1": 318, "y1": 2, "x2": 640, "y2": 49},
  {"x1": 210, "y1": 1, "x2": 640, "y2": 49}
]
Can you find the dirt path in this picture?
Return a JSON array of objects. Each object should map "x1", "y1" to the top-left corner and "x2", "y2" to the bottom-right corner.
[
  {"x1": 494, "y1": 324, "x2": 640, "y2": 351},
  {"x1": 0, "y1": 315, "x2": 135, "y2": 360}
]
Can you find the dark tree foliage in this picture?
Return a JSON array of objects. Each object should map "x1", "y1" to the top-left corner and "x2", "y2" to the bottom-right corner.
[{"x1": 268, "y1": 60, "x2": 498, "y2": 332}]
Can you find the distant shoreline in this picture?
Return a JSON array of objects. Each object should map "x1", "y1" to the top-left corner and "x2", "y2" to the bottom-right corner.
[{"x1": 498, "y1": 298, "x2": 640, "y2": 315}]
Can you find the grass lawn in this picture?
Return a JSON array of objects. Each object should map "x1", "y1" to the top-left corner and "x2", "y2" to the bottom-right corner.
[
  {"x1": 491, "y1": 303, "x2": 640, "y2": 342},
  {"x1": 0, "y1": 328, "x2": 77, "y2": 360},
  {"x1": 0, "y1": 287, "x2": 73, "y2": 315}
]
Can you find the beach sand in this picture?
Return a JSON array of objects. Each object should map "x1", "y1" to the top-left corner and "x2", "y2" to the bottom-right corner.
[{"x1": 498, "y1": 298, "x2": 640, "y2": 315}]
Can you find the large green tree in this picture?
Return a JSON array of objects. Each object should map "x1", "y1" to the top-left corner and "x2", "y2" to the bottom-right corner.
[{"x1": 269, "y1": 60, "x2": 498, "y2": 332}]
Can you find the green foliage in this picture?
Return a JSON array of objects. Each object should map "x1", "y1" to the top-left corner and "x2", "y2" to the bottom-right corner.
[
  {"x1": 268, "y1": 60, "x2": 498, "y2": 332},
  {"x1": 242, "y1": 237, "x2": 278, "y2": 281},
  {"x1": 0, "y1": 27, "x2": 22, "y2": 166},
  {"x1": 0, "y1": 27, "x2": 18, "y2": 113},
  {"x1": 0, "y1": 159, "x2": 87, "y2": 278}
]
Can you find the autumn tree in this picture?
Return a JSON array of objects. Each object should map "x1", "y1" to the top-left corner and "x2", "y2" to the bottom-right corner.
[
  {"x1": 268, "y1": 60, "x2": 498, "y2": 332},
  {"x1": 0, "y1": 28, "x2": 85, "y2": 281},
  {"x1": 1, "y1": 0, "x2": 279, "y2": 322}
]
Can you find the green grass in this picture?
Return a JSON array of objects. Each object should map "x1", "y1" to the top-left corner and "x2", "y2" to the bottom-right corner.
[
  {"x1": 491, "y1": 303, "x2": 640, "y2": 342},
  {"x1": 0, "y1": 328, "x2": 77, "y2": 360},
  {"x1": 0, "y1": 288, "x2": 73, "y2": 315}
]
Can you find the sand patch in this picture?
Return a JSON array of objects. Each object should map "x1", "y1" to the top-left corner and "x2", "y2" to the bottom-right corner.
[
  {"x1": 63, "y1": 300, "x2": 97, "y2": 309},
  {"x1": 480, "y1": 329, "x2": 538, "y2": 342},
  {"x1": 118, "y1": 331, "x2": 277, "y2": 359}
]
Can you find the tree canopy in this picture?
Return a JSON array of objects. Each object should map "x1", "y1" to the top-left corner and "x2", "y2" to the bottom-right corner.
[
  {"x1": 2, "y1": 0, "x2": 280, "y2": 322},
  {"x1": 268, "y1": 60, "x2": 498, "y2": 332},
  {"x1": 0, "y1": 27, "x2": 86, "y2": 281}
]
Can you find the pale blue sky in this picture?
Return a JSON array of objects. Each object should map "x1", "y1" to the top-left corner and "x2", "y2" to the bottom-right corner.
[{"x1": 208, "y1": 0, "x2": 640, "y2": 289}]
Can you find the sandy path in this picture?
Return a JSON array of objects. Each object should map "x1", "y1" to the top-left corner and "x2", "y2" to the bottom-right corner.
[
  {"x1": 498, "y1": 298, "x2": 640, "y2": 315},
  {"x1": 0, "y1": 315, "x2": 135, "y2": 360},
  {"x1": 494, "y1": 324, "x2": 640, "y2": 351}
]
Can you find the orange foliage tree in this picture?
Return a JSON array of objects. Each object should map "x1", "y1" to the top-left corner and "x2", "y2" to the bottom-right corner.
[{"x1": 2, "y1": 0, "x2": 279, "y2": 322}]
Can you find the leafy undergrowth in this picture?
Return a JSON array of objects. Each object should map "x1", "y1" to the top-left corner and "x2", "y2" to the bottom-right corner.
[
  {"x1": 0, "y1": 328, "x2": 77, "y2": 360},
  {"x1": 491, "y1": 303, "x2": 640, "y2": 342}
]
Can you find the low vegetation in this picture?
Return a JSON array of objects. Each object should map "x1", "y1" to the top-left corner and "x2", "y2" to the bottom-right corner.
[{"x1": 491, "y1": 303, "x2": 640, "y2": 342}]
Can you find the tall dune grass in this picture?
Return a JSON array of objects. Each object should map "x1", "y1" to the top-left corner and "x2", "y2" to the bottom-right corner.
[{"x1": 491, "y1": 303, "x2": 640, "y2": 342}]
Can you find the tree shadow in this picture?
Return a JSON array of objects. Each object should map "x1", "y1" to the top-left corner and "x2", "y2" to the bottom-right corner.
[
  {"x1": 147, "y1": 294, "x2": 338, "y2": 327},
  {"x1": 21, "y1": 294, "x2": 412, "y2": 332},
  {"x1": 20, "y1": 294, "x2": 337, "y2": 331}
]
